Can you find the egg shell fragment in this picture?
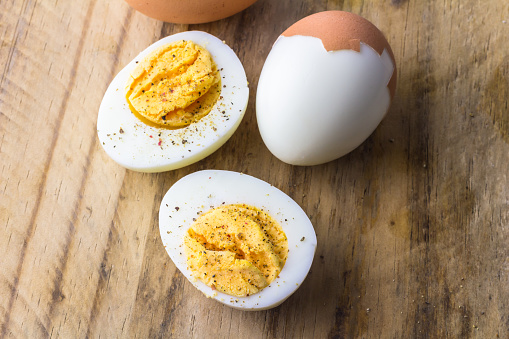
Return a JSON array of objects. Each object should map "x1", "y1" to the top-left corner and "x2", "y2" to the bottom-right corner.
[
  {"x1": 256, "y1": 11, "x2": 396, "y2": 166},
  {"x1": 159, "y1": 170, "x2": 317, "y2": 310},
  {"x1": 97, "y1": 31, "x2": 249, "y2": 172}
]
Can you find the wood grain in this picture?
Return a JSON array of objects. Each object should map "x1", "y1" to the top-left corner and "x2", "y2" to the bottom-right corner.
[{"x1": 1, "y1": 0, "x2": 508, "y2": 338}]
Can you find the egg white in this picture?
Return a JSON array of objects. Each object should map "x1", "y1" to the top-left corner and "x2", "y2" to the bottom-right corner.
[
  {"x1": 159, "y1": 170, "x2": 317, "y2": 310},
  {"x1": 256, "y1": 35, "x2": 394, "y2": 166},
  {"x1": 97, "y1": 31, "x2": 249, "y2": 172}
]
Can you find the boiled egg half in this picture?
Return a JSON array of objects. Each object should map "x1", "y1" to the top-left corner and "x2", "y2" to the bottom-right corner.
[
  {"x1": 97, "y1": 31, "x2": 249, "y2": 172},
  {"x1": 159, "y1": 170, "x2": 317, "y2": 310}
]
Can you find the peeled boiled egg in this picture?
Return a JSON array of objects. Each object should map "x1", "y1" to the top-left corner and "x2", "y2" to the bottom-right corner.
[
  {"x1": 124, "y1": 0, "x2": 258, "y2": 24},
  {"x1": 159, "y1": 170, "x2": 317, "y2": 310},
  {"x1": 97, "y1": 31, "x2": 249, "y2": 172},
  {"x1": 256, "y1": 11, "x2": 397, "y2": 166}
]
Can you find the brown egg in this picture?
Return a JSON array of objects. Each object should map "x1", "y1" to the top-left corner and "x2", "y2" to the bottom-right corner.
[
  {"x1": 256, "y1": 11, "x2": 398, "y2": 166},
  {"x1": 124, "y1": 0, "x2": 258, "y2": 24}
]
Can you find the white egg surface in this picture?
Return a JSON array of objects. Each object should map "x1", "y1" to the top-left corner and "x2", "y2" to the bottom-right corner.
[
  {"x1": 97, "y1": 31, "x2": 249, "y2": 172},
  {"x1": 256, "y1": 11, "x2": 396, "y2": 166},
  {"x1": 257, "y1": 37, "x2": 393, "y2": 166},
  {"x1": 159, "y1": 170, "x2": 317, "y2": 310}
]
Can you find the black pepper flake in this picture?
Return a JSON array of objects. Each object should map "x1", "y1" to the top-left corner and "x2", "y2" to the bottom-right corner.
[
  {"x1": 300, "y1": 237, "x2": 305, "y2": 241},
  {"x1": 119, "y1": 127, "x2": 124, "y2": 134},
  {"x1": 175, "y1": 207, "x2": 180, "y2": 211}
]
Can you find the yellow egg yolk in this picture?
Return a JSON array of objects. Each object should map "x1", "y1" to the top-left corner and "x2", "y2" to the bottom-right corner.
[
  {"x1": 126, "y1": 40, "x2": 221, "y2": 128},
  {"x1": 184, "y1": 204, "x2": 288, "y2": 297}
]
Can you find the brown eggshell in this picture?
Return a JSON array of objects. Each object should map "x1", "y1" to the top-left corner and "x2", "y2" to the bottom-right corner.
[
  {"x1": 124, "y1": 0, "x2": 258, "y2": 24},
  {"x1": 282, "y1": 11, "x2": 397, "y2": 98}
]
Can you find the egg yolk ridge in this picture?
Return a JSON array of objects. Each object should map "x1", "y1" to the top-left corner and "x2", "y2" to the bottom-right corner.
[
  {"x1": 126, "y1": 40, "x2": 221, "y2": 128},
  {"x1": 184, "y1": 204, "x2": 288, "y2": 297}
]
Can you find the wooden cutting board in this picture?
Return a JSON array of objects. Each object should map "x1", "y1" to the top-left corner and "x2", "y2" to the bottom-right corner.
[{"x1": 1, "y1": 0, "x2": 508, "y2": 337}]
